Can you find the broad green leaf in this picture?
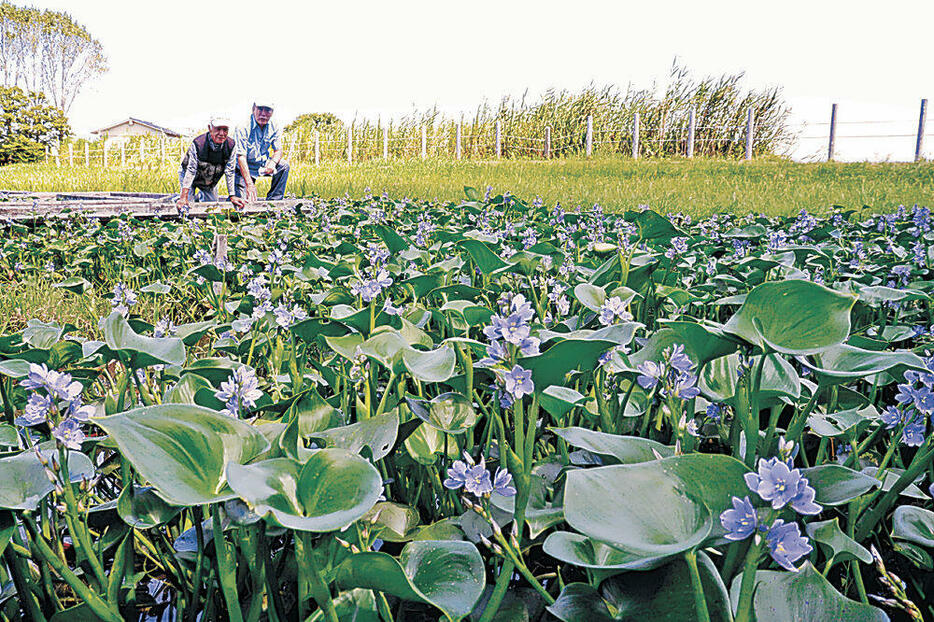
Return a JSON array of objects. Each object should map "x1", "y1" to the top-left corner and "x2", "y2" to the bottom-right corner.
[
  {"x1": 365, "y1": 502, "x2": 422, "y2": 542},
  {"x1": 730, "y1": 563, "x2": 888, "y2": 622},
  {"x1": 163, "y1": 373, "x2": 214, "y2": 404},
  {"x1": 551, "y1": 427, "x2": 672, "y2": 464},
  {"x1": 806, "y1": 518, "x2": 872, "y2": 567},
  {"x1": 0, "y1": 449, "x2": 94, "y2": 511},
  {"x1": 307, "y1": 589, "x2": 380, "y2": 622},
  {"x1": 309, "y1": 411, "x2": 398, "y2": 461},
  {"x1": 337, "y1": 540, "x2": 485, "y2": 622},
  {"x1": 53, "y1": 277, "x2": 91, "y2": 294},
  {"x1": 892, "y1": 505, "x2": 934, "y2": 548},
  {"x1": 542, "y1": 531, "x2": 665, "y2": 570},
  {"x1": 225, "y1": 450, "x2": 382, "y2": 532},
  {"x1": 402, "y1": 345, "x2": 456, "y2": 382},
  {"x1": 802, "y1": 465, "x2": 881, "y2": 506},
  {"x1": 103, "y1": 311, "x2": 186, "y2": 368},
  {"x1": 406, "y1": 392, "x2": 478, "y2": 434},
  {"x1": 540, "y1": 386, "x2": 588, "y2": 419},
  {"x1": 700, "y1": 352, "x2": 800, "y2": 405},
  {"x1": 574, "y1": 283, "x2": 607, "y2": 313},
  {"x1": 519, "y1": 338, "x2": 616, "y2": 392},
  {"x1": 117, "y1": 484, "x2": 181, "y2": 529},
  {"x1": 723, "y1": 280, "x2": 856, "y2": 355},
  {"x1": 92, "y1": 404, "x2": 269, "y2": 506},
  {"x1": 459, "y1": 239, "x2": 508, "y2": 275},
  {"x1": 807, "y1": 405, "x2": 877, "y2": 438},
  {"x1": 796, "y1": 344, "x2": 927, "y2": 386},
  {"x1": 0, "y1": 359, "x2": 30, "y2": 378}
]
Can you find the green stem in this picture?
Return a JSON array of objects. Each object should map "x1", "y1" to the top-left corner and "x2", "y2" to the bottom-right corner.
[
  {"x1": 734, "y1": 539, "x2": 763, "y2": 622},
  {"x1": 684, "y1": 550, "x2": 711, "y2": 622},
  {"x1": 477, "y1": 560, "x2": 516, "y2": 622},
  {"x1": 297, "y1": 532, "x2": 339, "y2": 622},
  {"x1": 212, "y1": 507, "x2": 244, "y2": 622}
]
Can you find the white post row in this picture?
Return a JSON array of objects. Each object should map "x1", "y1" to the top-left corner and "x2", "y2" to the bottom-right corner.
[
  {"x1": 495, "y1": 120, "x2": 502, "y2": 158},
  {"x1": 686, "y1": 107, "x2": 696, "y2": 158},
  {"x1": 585, "y1": 114, "x2": 593, "y2": 157},
  {"x1": 456, "y1": 122, "x2": 462, "y2": 160},
  {"x1": 632, "y1": 112, "x2": 640, "y2": 159},
  {"x1": 421, "y1": 126, "x2": 427, "y2": 159},
  {"x1": 916, "y1": 99, "x2": 928, "y2": 163},
  {"x1": 84, "y1": 143, "x2": 90, "y2": 166},
  {"x1": 744, "y1": 108, "x2": 755, "y2": 160},
  {"x1": 544, "y1": 126, "x2": 551, "y2": 159},
  {"x1": 382, "y1": 127, "x2": 389, "y2": 159},
  {"x1": 828, "y1": 103, "x2": 838, "y2": 162},
  {"x1": 120, "y1": 142, "x2": 126, "y2": 167},
  {"x1": 314, "y1": 131, "x2": 321, "y2": 165},
  {"x1": 68, "y1": 143, "x2": 74, "y2": 166},
  {"x1": 347, "y1": 126, "x2": 353, "y2": 164}
]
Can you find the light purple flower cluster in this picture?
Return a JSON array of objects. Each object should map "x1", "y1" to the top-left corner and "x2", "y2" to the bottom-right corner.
[
  {"x1": 885, "y1": 368, "x2": 934, "y2": 446},
  {"x1": 720, "y1": 441, "x2": 820, "y2": 572},
  {"x1": 111, "y1": 282, "x2": 137, "y2": 316},
  {"x1": 636, "y1": 344, "x2": 701, "y2": 401},
  {"x1": 351, "y1": 269, "x2": 393, "y2": 303},
  {"x1": 482, "y1": 293, "x2": 540, "y2": 357},
  {"x1": 215, "y1": 366, "x2": 263, "y2": 417},
  {"x1": 443, "y1": 453, "x2": 516, "y2": 498},
  {"x1": 17, "y1": 363, "x2": 93, "y2": 450},
  {"x1": 598, "y1": 296, "x2": 633, "y2": 326}
]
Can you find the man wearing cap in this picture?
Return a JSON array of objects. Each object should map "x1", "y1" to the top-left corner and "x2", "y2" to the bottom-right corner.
[
  {"x1": 177, "y1": 117, "x2": 246, "y2": 211},
  {"x1": 234, "y1": 101, "x2": 289, "y2": 202}
]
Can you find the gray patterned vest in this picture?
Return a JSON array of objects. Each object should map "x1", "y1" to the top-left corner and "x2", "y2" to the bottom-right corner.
[{"x1": 181, "y1": 133, "x2": 235, "y2": 188}]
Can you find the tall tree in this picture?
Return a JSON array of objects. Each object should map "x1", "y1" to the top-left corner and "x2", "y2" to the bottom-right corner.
[
  {"x1": 0, "y1": 85, "x2": 70, "y2": 164},
  {"x1": 0, "y1": 3, "x2": 107, "y2": 113}
]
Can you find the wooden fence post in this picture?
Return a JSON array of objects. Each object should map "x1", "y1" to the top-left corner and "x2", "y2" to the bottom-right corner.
[
  {"x1": 103, "y1": 143, "x2": 109, "y2": 168},
  {"x1": 915, "y1": 99, "x2": 928, "y2": 163},
  {"x1": 44, "y1": 145, "x2": 49, "y2": 163},
  {"x1": 456, "y1": 122, "x2": 462, "y2": 160},
  {"x1": 421, "y1": 126, "x2": 427, "y2": 159},
  {"x1": 495, "y1": 120, "x2": 502, "y2": 158},
  {"x1": 139, "y1": 140, "x2": 145, "y2": 163},
  {"x1": 586, "y1": 114, "x2": 593, "y2": 157},
  {"x1": 120, "y1": 141, "x2": 126, "y2": 167},
  {"x1": 632, "y1": 113, "x2": 640, "y2": 159},
  {"x1": 382, "y1": 127, "x2": 389, "y2": 159},
  {"x1": 347, "y1": 126, "x2": 353, "y2": 164},
  {"x1": 686, "y1": 107, "x2": 696, "y2": 158},
  {"x1": 827, "y1": 103, "x2": 838, "y2": 162},
  {"x1": 314, "y1": 131, "x2": 321, "y2": 165},
  {"x1": 68, "y1": 143, "x2": 74, "y2": 166},
  {"x1": 54, "y1": 146, "x2": 60, "y2": 167},
  {"x1": 160, "y1": 137, "x2": 166, "y2": 163},
  {"x1": 744, "y1": 108, "x2": 755, "y2": 160},
  {"x1": 544, "y1": 126, "x2": 551, "y2": 159},
  {"x1": 84, "y1": 143, "x2": 89, "y2": 166}
]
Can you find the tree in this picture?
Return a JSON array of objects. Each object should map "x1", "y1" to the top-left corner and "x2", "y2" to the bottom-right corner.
[
  {"x1": 0, "y1": 3, "x2": 107, "y2": 113},
  {"x1": 285, "y1": 112, "x2": 344, "y2": 134},
  {"x1": 0, "y1": 85, "x2": 70, "y2": 164}
]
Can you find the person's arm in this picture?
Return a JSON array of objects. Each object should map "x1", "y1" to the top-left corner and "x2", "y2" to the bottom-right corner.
[
  {"x1": 234, "y1": 127, "x2": 257, "y2": 202},
  {"x1": 177, "y1": 142, "x2": 199, "y2": 207},
  {"x1": 225, "y1": 147, "x2": 245, "y2": 207},
  {"x1": 260, "y1": 124, "x2": 284, "y2": 175}
]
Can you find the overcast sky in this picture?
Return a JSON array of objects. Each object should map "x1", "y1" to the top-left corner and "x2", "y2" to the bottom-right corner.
[{"x1": 22, "y1": 0, "x2": 934, "y2": 161}]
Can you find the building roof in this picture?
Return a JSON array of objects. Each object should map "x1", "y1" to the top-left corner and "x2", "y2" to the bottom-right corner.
[{"x1": 91, "y1": 117, "x2": 182, "y2": 137}]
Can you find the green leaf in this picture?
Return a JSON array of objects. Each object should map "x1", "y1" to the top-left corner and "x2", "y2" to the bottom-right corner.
[
  {"x1": 225, "y1": 450, "x2": 382, "y2": 532},
  {"x1": 406, "y1": 392, "x2": 478, "y2": 434},
  {"x1": 551, "y1": 427, "x2": 672, "y2": 464},
  {"x1": 103, "y1": 311, "x2": 186, "y2": 368},
  {"x1": 802, "y1": 465, "x2": 881, "y2": 506},
  {"x1": 337, "y1": 540, "x2": 485, "y2": 622},
  {"x1": 806, "y1": 518, "x2": 872, "y2": 567},
  {"x1": 92, "y1": 404, "x2": 269, "y2": 506},
  {"x1": 0, "y1": 449, "x2": 94, "y2": 511},
  {"x1": 307, "y1": 589, "x2": 381, "y2": 622},
  {"x1": 519, "y1": 338, "x2": 616, "y2": 392},
  {"x1": 723, "y1": 280, "x2": 856, "y2": 354},
  {"x1": 540, "y1": 386, "x2": 588, "y2": 419},
  {"x1": 117, "y1": 485, "x2": 181, "y2": 529},
  {"x1": 459, "y1": 239, "x2": 508, "y2": 275},
  {"x1": 53, "y1": 277, "x2": 91, "y2": 294},
  {"x1": 807, "y1": 405, "x2": 877, "y2": 438},
  {"x1": 892, "y1": 505, "x2": 934, "y2": 548},
  {"x1": 573, "y1": 283, "x2": 607, "y2": 313},
  {"x1": 542, "y1": 531, "x2": 664, "y2": 570},
  {"x1": 309, "y1": 411, "x2": 398, "y2": 461},
  {"x1": 548, "y1": 553, "x2": 732, "y2": 622},
  {"x1": 364, "y1": 502, "x2": 422, "y2": 542},
  {"x1": 163, "y1": 373, "x2": 214, "y2": 404},
  {"x1": 402, "y1": 345, "x2": 456, "y2": 382},
  {"x1": 730, "y1": 563, "x2": 888, "y2": 622},
  {"x1": 796, "y1": 344, "x2": 927, "y2": 385},
  {"x1": 700, "y1": 352, "x2": 800, "y2": 405},
  {"x1": 0, "y1": 359, "x2": 30, "y2": 378}
]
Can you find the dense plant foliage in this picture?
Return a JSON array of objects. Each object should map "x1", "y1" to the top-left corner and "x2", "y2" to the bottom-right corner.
[
  {"x1": 0, "y1": 86, "x2": 70, "y2": 164},
  {"x1": 0, "y1": 192, "x2": 932, "y2": 621}
]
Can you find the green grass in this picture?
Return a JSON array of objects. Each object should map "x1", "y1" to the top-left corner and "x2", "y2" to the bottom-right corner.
[{"x1": 3, "y1": 156, "x2": 934, "y2": 217}]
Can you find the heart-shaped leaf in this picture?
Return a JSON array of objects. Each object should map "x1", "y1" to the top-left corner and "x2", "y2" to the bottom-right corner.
[
  {"x1": 0, "y1": 449, "x2": 94, "y2": 510},
  {"x1": 103, "y1": 311, "x2": 186, "y2": 368},
  {"x1": 406, "y1": 392, "x2": 478, "y2": 434},
  {"x1": 551, "y1": 427, "x2": 672, "y2": 464},
  {"x1": 892, "y1": 505, "x2": 934, "y2": 548},
  {"x1": 802, "y1": 465, "x2": 881, "y2": 506}
]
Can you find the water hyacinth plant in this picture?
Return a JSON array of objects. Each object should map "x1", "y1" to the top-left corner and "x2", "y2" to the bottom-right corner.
[{"x1": 0, "y1": 190, "x2": 931, "y2": 621}]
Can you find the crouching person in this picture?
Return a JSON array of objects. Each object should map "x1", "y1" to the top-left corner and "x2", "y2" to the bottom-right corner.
[
  {"x1": 177, "y1": 117, "x2": 246, "y2": 212},
  {"x1": 234, "y1": 101, "x2": 289, "y2": 201}
]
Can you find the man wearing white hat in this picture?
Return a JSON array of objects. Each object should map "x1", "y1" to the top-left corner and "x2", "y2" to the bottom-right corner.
[
  {"x1": 234, "y1": 101, "x2": 289, "y2": 202},
  {"x1": 177, "y1": 117, "x2": 246, "y2": 211}
]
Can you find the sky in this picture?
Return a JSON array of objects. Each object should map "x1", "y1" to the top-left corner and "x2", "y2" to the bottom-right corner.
[{"x1": 19, "y1": 0, "x2": 934, "y2": 161}]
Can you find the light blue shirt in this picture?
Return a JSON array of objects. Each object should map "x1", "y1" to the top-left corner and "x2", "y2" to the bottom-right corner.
[{"x1": 235, "y1": 117, "x2": 283, "y2": 177}]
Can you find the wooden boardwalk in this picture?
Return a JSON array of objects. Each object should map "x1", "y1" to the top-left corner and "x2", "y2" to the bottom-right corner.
[{"x1": 0, "y1": 191, "x2": 307, "y2": 221}]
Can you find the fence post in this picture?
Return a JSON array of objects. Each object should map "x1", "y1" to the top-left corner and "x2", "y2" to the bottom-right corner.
[
  {"x1": 44, "y1": 145, "x2": 49, "y2": 163},
  {"x1": 103, "y1": 143, "x2": 109, "y2": 168},
  {"x1": 495, "y1": 120, "x2": 502, "y2": 158},
  {"x1": 68, "y1": 143, "x2": 74, "y2": 167},
  {"x1": 915, "y1": 99, "x2": 928, "y2": 163},
  {"x1": 544, "y1": 126, "x2": 551, "y2": 159},
  {"x1": 347, "y1": 126, "x2": 353, "y2": 164},
  {"x1": 120, "y1": 141, "x2": 126, "y2": 167},
  {"x1": 586, "y1": 114, "x2": 593, "y2": 157},
  {"x1": 314, "y1": 131, "x2": 321, "y2": 165},
  {"x1": 54, "y1": 146, "x2": 60, "y2": 167},
  {"x1": 84, "y1": 143, "x2": 89, "y2": 166},
  {"x1": 632, "y1": 113, "x2": 640, "y2": 159},
  {"x1": 686, "y1": 107, "x2": 696, "y2": 158},
  {"x1": 827, "y1": 103, "x2": 838, "y2": 162},
  {"x1": 382, "y1": 127, "x2": 389, "y2": 159},
  {"x1": 139, "y1": 140, "x2": 145, "y2": 163},
  {"x1": 456, "y1": 122, "x2": 462, "y2": 160},
  {"x1": 160, "y1": 137, "x2": 166, "y2": 163},
  {"x1": 744, "y1": 108, "x2": 755, "y2": 160},
  {"x1": 421, "y1": 126, "x2": 427, "y2": 159}
]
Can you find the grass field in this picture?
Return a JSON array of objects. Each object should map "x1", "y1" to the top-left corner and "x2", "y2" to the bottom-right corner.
[{"x1": 3, "y1": 156, "x2": 934, "y2": 217}]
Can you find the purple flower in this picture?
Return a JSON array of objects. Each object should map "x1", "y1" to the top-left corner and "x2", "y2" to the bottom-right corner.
[
  {"x1": 518, "y1": 336, "x2": 540, "y2": 356},
  {"x1": 672, "y1": 372, "x2": 701, "y2": 400},
  {"x1": 444, "y1": 459, "x2": 493, "y2": 496},
  {"x1": 21, "y1": 363, "x2": 83, "y2": 402},
  {"x1": 666, "y1": 344, "x2": 694, "y2": 374},
  {"x1": 745, "y1": 458, "x2": 820, "y2": 515},
  {"x1": 598, "y1": 296, "x2": 632, "y2": 325},
  {"x1": 492, "y1": 467, "x2": 517, "y2": 497},
  {"x1": 720, "y1": 496, "x2": 758, "y2": 541},
  {"x1": 52, "y1": 418, "x2": 85, "y2": 450},
  {"x1": 15, "y1": 393, "x2": 52, "y2": 427},
  {"x1": 902, "y1": 420, "x2": 926, "y2": 447},
  {"x1": 215, "y1": 367, "x2": 262, "y2": 416},
  {"x1": 789, "y1": 477, "x2": 822, "y2": 515},
  {"x1": 882, "y1": 405, "x2": 907, "y2": 429},
  {"x1": 706, "y1": 403, "x2": 723, "y2": 422},
  {"x1": 502, "y1": 365, "x2": 534, "y2": 400},
  {"x1": 478, "y1": 340, "x2": 508, "y2": 367},
  {"x1": 499, "y1": 312, "x2": 533, "y2": 346},
  {"x1": 637, "y1": 360, "x2": 664, "y2": 390},
  {"x1": 766, "y1": 519, "x2": 812, "y2": 571}
]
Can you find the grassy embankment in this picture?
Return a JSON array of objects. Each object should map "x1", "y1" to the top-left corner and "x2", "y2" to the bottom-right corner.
[{"x1": 2, "y1": 157, "x2": 934, "y2": 218}]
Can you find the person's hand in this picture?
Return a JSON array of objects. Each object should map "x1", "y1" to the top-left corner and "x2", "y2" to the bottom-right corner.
[
  {"x1": 245, "y1": 182, "x2": 258, "y2": 202},
  {"x1": 229, "y1": 196, "x2": 246, "y2": 209},
  {"x1": 259, "y1": 160, "x2": 276, "y2": 176},
  {"x1": 175, "y1": 196, "x2": 189, "y2": 211}
]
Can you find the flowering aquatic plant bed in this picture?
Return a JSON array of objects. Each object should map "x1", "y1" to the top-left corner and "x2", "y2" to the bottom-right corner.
[{"x1": 0, "y1": 189, "x2": 931, "y2": 621}]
